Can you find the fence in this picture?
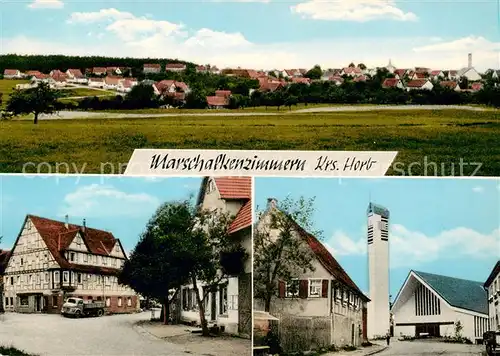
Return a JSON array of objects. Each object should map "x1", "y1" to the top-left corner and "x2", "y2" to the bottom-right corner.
[{"x1": 274, "y1": 313, "x2": 332, "y2": 353}]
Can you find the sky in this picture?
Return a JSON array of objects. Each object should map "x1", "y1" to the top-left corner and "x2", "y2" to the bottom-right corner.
[
  {"x1": 0, "y1": 175, "x2": 202, "y2": 255},
  {"x1": 255, "y1": 177, "x2": 500, "y2": 300},
  {"x1": 1, "y1": 0, "x2": 499, "y2": 71}
]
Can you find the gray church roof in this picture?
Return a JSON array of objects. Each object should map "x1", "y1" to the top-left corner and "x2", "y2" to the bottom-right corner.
[
  {"x1": 367, "y1": 202, "x2": 390, "y2": 218},
  {"x1": 413, "y1": 270, "x2": 488, "y2": 315}
]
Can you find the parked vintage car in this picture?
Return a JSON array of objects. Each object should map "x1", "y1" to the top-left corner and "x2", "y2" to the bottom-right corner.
[{"x1": 61, "y1": 298, "x2": 106, "y2": 318}]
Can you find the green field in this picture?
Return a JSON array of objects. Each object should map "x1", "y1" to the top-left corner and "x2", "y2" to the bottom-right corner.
[
  {"x1": 58, "y1": 88, "x2": 115, "y2": 97},
  {"x1": 1, "y1": 109, "x2": 499, "y2": 176},
  {"x1": 0, "y1": 79, "x2": 29, "y2": 106}
]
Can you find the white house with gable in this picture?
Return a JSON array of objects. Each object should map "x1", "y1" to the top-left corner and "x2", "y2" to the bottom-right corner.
[
  {"x1": 391, "y1": 270, "x2": 489, "y2": 343},
  {"x1": 179, "y1": 177, "x2": 252, "y2": 338},
  {"x1": 254, "y1": 198, "x2": 370, "y2": 351}
]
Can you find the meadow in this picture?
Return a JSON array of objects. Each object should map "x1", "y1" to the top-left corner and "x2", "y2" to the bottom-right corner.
[
  {"x1": 1, "y1": 109, "x2": 499, "y2": 176},
  {"x1": 0, "y1": 79, "x2": 29, "y2": 107}
]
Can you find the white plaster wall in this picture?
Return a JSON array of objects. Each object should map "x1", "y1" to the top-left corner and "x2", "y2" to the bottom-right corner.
[
  {"x1": 180, "y1": 276, "x2": 239, "y2": 333},
  {"x1": 367, "y1": 213, "x2": 390, "y2": 339}
]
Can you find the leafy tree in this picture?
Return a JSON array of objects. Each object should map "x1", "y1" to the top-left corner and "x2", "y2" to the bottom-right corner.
[
  {"x1": 6, "y1": 82, "x2": 60, "y2": 124},
  {"x1": 119, "y1": 201, "x2": 194, "y2": 324},
  {"x1": 284, "y1": 95, "x2": 299, "y2": 110},
  {"x1": 125, "y1": 83, "x2": 156, "y2": 107},
  {"x1": 358, "y1": 63, "x2": 367, "y2": 70},
  {"x1": 253, "y1": 196, "x2": 321, "y2": 312},
  {"x1": 183, "y1": 205, "x2": 246, "y2": 336},
  {"x1": 305, "y1": 65, "x2": 322, "y2": 80},
  {"x1": 185, "y1": 89, "x2": 208, "y2": 109},
  {"x1": 348, "y1": 62, "x2": 356, "y2": 68}
]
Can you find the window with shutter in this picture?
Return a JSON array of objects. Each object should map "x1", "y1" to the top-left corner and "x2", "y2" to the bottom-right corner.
[
  {"x1": 322, "y1": 280, "x2": 329, "y2": 298},
  {"x1": 278, "y1": 280, "x2": 286, "y2": 298},
  {"x1": 299, "y1": 280, "x2": 308, "y2": 299},
  {"x1": 285, "y1": 279, "x2": 299, "y2": 298}
]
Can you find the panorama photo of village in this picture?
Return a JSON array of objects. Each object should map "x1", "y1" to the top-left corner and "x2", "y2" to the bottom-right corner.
[{"x1": 1, "y1": 0, "x2": 499, "y2": 176}]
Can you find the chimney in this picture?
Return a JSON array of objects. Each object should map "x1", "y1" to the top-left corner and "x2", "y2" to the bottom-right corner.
[
  {"x1": 267, "y1": 197, "x2": 278, "y2": 210},
  {"x1": 468, "y1": 53, "x2": 472, "y2": 68},
  {"x1": 82, "y1": 218, "x2": 86, "y2": 232},
  {"x1": 64, "y1": 215, "x2": 69, "y2": 229}
]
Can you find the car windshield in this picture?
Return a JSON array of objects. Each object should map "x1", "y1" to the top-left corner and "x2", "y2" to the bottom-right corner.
[{"x1": 66, "y1": 298, "x2": 78, "y2": 304}]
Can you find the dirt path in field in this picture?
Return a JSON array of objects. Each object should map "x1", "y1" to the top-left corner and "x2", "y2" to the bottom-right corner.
[{"x1": 28, "y1": 104, "x2": 492, "y2": 120}]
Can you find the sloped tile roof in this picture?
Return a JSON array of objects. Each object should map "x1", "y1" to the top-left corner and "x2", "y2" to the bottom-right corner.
[
  {"x1": 206, "y1": 96, "x2": 229, "y2": 106},
  {"x1": 407, "y1": 79, "x2": 429, "y2": 88},
  {"x1": 228, "y1": 200, "x2": 252, "y2": 234},
  {"x1": 214, "y1": 177, "x2": 251, "y2": 200},
  {"x1": 290, "y1": 217, "x2": 368, "y2": 300},
  {"x1": 382, "y1": 78, "x2": 401, "y2": 88},
  {"x1": 414, "y1": 270, "x2": 488, "y2": 315},
  {"x1": 27, "y1": 215, "x2": 122, "y2": 275}
]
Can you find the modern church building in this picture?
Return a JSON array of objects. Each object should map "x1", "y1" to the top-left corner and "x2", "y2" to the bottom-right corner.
[
  {"x1": 391, "y1": 270, "x2": 489, "y2": 343},
  {"x1": 366, "y1": 203, "x2": 391, "y2": 339}
]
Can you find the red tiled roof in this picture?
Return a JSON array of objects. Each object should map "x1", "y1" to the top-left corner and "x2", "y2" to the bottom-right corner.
[
  {"x1": 292, "y1": 77, "x2": 311, "y2": 84},
  {"x1": 32, "y1": 73, "x2": 49, "y2": 80},
  {"x1": 214, "y1": 177, "x2": 251, "y2": 200},
  {"x1": 382, "y1": 78, "x2": 400, "y2": 88},
  {"x1": 196, "y1": 65, "x2": 207, "y2": 71},
  {"x1": 440, "y1": 81, "x2": 458, "y2": 89},
  {"x1": 413, "y1": 72, "x2": 426, "y2": 79},
  {"x1": 165, "y1": 63, "x2": 186, "y2": 69},
  {"x1": 286, "y1": 216, "x2": 368, "y2": 300},
  {"x1": 215, "y1": 90, "x2": 232, "y2": 97},
  {"x1": 105, "y1": 76, "x2": 121, "y2": 85},
  {"x1": 471, "y1": 82, "x2": 483, "y2": 91},
  {"x1": 174, "y1": 81, "x2": 189, "y2": 92},
  {"x1": 92, "y1": 67, "x2": 107, "y2": 73},
  {"x1": 26, "y1": 70, "x2": 42, "y2": 76},
  {"x1": 206, "y1": 96, "x2": 229, "y2": 106},
  {"x1": 329, "y1": 76, "x2": 344, "y2": 83},
  {"x1": 407, "y1": 79, "x2": 428, "y2": 88},
  {"x1": 25, "y1": 215, "x2": 123, "y2": 275},
  {"x1": 67, "y1": 69, "x2": 84, "y2": 78},
  {"x1": 144, "y1": 63, "x2": 161, "y2": 68},
  {"x1": 4, "y1": 69, "x2": 19, "y2": 76},
  {"x1": 353, "y1": 75, "x2": 367, "y2": 82},
  {"x1": 89, "y1": 77, "x2": 104, "y2": 82},
  {"x1": 228, "y1": 200, "x2": 252, "y2": 234},
  {"x1": 430, "y1": 70, "x2": 442, "y2": 76},
  {"x1": 394, "y1": 69, "x2": 407, "y2": 77},
  {"x1": 155, "y1": 80, "x2": 175, "y2": 93},
  {"x1": 51, "y1": 71, "x2": 68, "y2": 82}
]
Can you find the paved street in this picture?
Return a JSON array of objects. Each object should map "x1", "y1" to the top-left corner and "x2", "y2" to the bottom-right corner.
[
  {"x1": 377, "y1": 339, "x2": 485, "y2": 355},
  {"x1": 0, "y1": 312, "x2": 248, "y2": 356}
]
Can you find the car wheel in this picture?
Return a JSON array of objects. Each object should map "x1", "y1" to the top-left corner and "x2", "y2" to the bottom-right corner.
[
  {"x1": 75, "y1": 310, "x2": 82, "y2": 318},
  {"x1": 97, "y1": 309, "x2": 104, "y2": 317}
]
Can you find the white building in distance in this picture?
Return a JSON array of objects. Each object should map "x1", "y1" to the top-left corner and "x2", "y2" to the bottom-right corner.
[
  {"x1": 391, "y1": 270, "x2": 489, "y2": 343},
  {"x1": 367, "y1": 203, "x2": 391, "y2": 339},
  {"x1": 484, "y1": 260, "x2": 500, "y2": 332}
]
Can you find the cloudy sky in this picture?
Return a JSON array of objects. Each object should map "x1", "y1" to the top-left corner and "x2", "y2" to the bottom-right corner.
[
  {"x1": 0, "y1": 175, "x2": 202, "y2": 255},
  {"x1": 255, "y1": 177, "x2": 500, "y2": 299},
  {"x1": 1, "y1": 0, "x2": 499, "y2": 71}
]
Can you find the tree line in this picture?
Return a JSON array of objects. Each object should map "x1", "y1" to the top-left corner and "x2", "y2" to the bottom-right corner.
[{"x1": 0, "y1": 54, "x2": 194, "y2": 76}]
